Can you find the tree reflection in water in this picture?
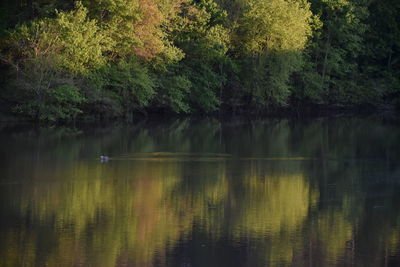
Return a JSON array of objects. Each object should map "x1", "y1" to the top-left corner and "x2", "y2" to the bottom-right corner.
[{"x1": 0, "y1": 117, "x2": 399, "y2": 266}]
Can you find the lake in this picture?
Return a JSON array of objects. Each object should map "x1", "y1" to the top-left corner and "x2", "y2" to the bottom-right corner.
[{"x1": 0, "y1": 116, "x2": 399, "y2": 266}]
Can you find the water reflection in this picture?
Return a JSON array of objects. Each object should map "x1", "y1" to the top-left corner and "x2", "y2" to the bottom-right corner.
[{"x1": 0, "y1": 117, "x2": 400, "y2": 266}]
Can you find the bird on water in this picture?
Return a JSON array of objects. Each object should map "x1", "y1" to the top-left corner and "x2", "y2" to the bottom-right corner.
[{"x1": 100, "y1": 155, "x2": 109, "y2": 162}]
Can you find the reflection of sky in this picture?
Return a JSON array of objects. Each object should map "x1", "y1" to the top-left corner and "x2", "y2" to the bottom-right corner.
[{"x1": 0, "y1": 117, "x2": 399, "y2": 267}]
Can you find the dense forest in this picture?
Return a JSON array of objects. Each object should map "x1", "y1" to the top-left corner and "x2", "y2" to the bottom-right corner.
[{"x1": 0, "y1": 0, "x2": 399, "y2": 121}]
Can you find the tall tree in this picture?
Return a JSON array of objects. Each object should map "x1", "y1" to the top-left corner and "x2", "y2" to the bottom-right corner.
[
  {"x1": 232, "y1": 0, "x2": 313, "y2": 108},
  {"x1": 296, "y1": 0, "x2": 370, "y2": 106}
]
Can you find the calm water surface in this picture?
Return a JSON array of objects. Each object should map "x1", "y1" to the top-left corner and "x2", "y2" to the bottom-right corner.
[{"x1": 0, "y1": 117, "x2": 400, "y2": 267}]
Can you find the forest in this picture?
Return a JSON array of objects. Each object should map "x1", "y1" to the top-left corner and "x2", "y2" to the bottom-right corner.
[{"x1": 0, "y1": 0, "x2": 399, "y2": 121}]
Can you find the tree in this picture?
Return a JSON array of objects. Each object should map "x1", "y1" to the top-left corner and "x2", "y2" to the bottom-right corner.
[
  {"x1": 232, "y1": 0, "x2": 313, "y2": 109},
  {"x1": 166, "y1": 0, "x2": 231, "y2": 112},
  {"x1": 296, "y1": 0, "x2": 371, "y2": 106},
  {"x1": 97, "y1": 58, "x2": 156, "y2": 120},
  {"x1": 1, "y1": 2, "x2": 108, "y2": 121}
]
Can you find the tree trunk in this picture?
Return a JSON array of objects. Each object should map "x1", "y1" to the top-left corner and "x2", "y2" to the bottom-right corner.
[{"x1": 320, "y1": 29, "x2": 331, "y2": 91}]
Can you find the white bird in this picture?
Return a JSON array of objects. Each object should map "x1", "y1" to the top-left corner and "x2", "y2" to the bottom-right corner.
[{"x1": 100, "y1": 155, "x2": 109, "y2": 162}]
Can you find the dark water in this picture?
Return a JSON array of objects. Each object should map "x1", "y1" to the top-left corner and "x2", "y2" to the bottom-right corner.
[{"x1": 0, "y1": 117, "x2": 400, "y2": 267}]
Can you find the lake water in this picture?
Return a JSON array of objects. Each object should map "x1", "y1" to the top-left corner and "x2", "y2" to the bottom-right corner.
[{"x1": 0, "y1": 116, "x2": 399, "y2": 267}]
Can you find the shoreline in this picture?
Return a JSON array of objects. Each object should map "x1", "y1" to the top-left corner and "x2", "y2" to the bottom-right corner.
[{"x1": 0, "y1": 106, "x2": 398, "y2": 126}]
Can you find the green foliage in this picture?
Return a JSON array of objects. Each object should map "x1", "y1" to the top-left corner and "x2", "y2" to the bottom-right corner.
[
  {"x1": 155, "y1": 70, "x2": 191, "y2": 113},
  {"x1": 3, "y1": 2, "x2": 109, "y2": 75},
  {"x1": 14, "y1": 83, "x2": 85, "y2": 122},
  {"x1": 297, "y1": 0, "x2": 371, "y2": 106},
  {"x1": 108, "y1": 58, "x2": 155, "y2": 108},
  {"x1": 0, "y1": 0, "x2": 399, "y2": 120},
  {"x1": 38, "y1": 84, "x2": 85, "y2": 121},
  {"x1": 89, "y1": 58, "x2": 156, "y2": 119},
  {"x1": 53, "y1": 2, "x2": 111, "y2": 75},
  {"x1": 166, "y1": 0, "x2": 230, "y2": 112},
  {"x1": 231, "y1": 0, "x2": 313, "y2": 108},
  {"x1": 235, "y1": 0, "x2": 313, "y2": 54},
  {"x1": 0, "y1": 2, "x2": 111, "y2": 121},
  {"x1": 82, "y1": 0, "x2": 141, "y2": 57},
  {"x1": 83, "y1": 0, "x2": 187, "y2": 60},
  {"x1": 183, "y1": 61, "x2": 223, "y2": 112}
]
